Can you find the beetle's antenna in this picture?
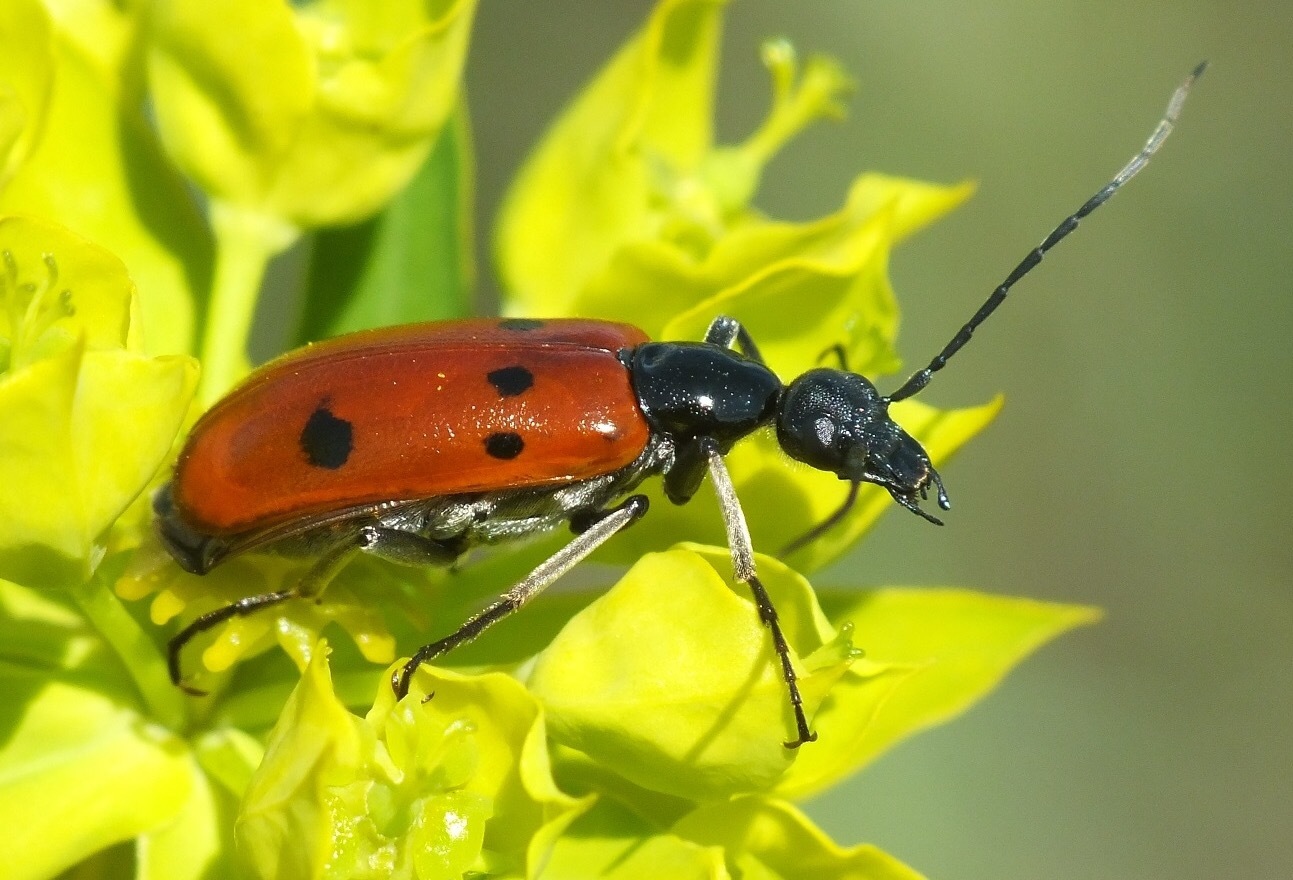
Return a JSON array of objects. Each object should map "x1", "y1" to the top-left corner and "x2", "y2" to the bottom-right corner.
[{"x1": 887, "y1": 62, "x2": 1206, "y2": 404}]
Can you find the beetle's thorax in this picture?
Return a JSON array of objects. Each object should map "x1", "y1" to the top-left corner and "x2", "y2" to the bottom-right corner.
[{"x1": 627, "y1": 341, "x2": 782, "y2": 450}]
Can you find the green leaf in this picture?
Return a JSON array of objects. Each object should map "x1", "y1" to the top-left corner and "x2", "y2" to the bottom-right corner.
[
  {"x1": 546, "y1": 743, "x2": 697, "y2": 831},
  {"x1": 774, "y1": 587, "x2": 1101, "y2": 799},
  {"x1": 192, "y1": 726, "x2": 266, "y2": 800},
  {"x1": 147, "y1": 0, "x2": 479, "y2": 228},
  {"x1": 528, "y1": 547, "x2": 856, "y2": 801},
  {"x1": 295, "y1": 101, "x2": 475, "y2": 344},
  {"x1": 50, "y1": 843, "x2": 135, "y2": 880},
  {"x1": 381, "y1": 552, "x2": 602, "y2": 670},
  {"x1": 534, "y1": 797, "x2": 728, "y2": 880},
  {"x1": 0, "y1": 576, "x2": 129, "y2": 695},
  {"x1": 0, "y1": 576, "x2": 222, "y2": 879},
  {"x1": 121, "y1": 726, "x2": 263, "y2": 880},
  {"x1": 673, "y1": 795, "x2": 925, "y2": 880}
]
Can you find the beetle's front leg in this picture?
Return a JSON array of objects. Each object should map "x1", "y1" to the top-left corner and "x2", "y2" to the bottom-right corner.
[
  {"x1": 701, "y1": 438, "x2": 818, "y2": 749},
  {"x1": 393, "y1": 495, "x2": 651, "y2": 699},
  {"x1": 703, "y1": 315, "x2": 767, "y2": 364},
  {"x1": 660, "y1": 437, "x2": 710, "y2": 505}
]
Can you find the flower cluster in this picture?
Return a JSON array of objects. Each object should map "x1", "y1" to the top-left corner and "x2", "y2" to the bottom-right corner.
[{"x1": 0, "y1": 1, "x2": 1095, "y2": 878}]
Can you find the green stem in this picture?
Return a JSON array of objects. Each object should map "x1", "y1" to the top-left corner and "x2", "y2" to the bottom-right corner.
[
  {"x1": 71, "y1": 577, "x2": 187, "y2": 731},
  {"x1": 197, "y1": 202, "x2": 298, "y2": 405}
]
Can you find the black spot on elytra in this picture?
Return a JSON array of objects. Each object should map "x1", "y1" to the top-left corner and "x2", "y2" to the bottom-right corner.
[
  {"x1": 300, "y1": 404, "x2": 353, "y2": 469},
  {"x1": 484, "y1": 432, "x2": 525, "y2": 460},
  {"x1": 498, "y1": 318, "x2": 544, "y2": 331},
  {"x1": 487, "y1": 365, "x2": 534, "y2": 397}
]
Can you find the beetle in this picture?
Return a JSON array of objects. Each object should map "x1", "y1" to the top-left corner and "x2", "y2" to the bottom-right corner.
[{"x1": 156, "y1": 65, "x2": 1202, "y2": 749}]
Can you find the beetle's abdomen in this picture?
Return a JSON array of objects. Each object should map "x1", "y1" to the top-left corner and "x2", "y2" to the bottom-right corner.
[{"x1": 172, "y1": 319, "x2": 651, "y2": 536}]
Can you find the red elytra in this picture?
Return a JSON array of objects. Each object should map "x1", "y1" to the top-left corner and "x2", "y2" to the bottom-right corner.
[{"x1": 172, "y1": 318, "x2": 651, "y2": 536}]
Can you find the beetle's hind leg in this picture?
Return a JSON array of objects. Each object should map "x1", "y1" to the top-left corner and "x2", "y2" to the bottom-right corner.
[
  {"x1": 167, "y1": 523, "x2": 465, "y2": 694},
  {"x1": 166, "y1": 533, "x2": 361, "y2": 694},
  {"x1": 393, "y1": 494, "x2": 651, "y2": 699}
]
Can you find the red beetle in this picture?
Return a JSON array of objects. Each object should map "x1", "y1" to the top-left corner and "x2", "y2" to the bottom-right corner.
[{"x1": 156, "y1": 66, "x2": 1201, "y2": 748}]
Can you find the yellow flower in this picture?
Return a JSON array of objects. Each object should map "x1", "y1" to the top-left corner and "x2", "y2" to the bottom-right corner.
[
  {"x1": 147, "y1": 0, "x2": 478, "y2": 229},
  {"x1": 0, "y1": 0, "x2": 209, "y2": 355},
  {"x1": 0, "y1": 217, "x2": 196, "y2": 588}
]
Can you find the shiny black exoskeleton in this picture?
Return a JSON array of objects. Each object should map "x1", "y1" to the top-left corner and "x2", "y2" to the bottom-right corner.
[{"x1": 628, "y1": 317, "x2": 947, "y2": 524}]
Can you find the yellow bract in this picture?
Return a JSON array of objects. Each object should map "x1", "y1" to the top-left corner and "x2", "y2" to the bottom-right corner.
[
  {"x1": 529, "y1": 547, "x2": 859, "y2": 801},
  {"x1": 0, "y1": 3, "x2": 1096, "y2": 878},
  {"x1": 237, "y1": 648, "x2": 581, "y2": 880},
  {"x1": 0, "y1": 653, "x2": 193, "y2": 880},
  {"x1": 496, "y1": 0, "x2": 965, "y2": 372},
  {"x1": 0, "y1": 0, "x2": 207, "y2": 356},
  {"x1": 0, "y1": 0, "x2": 53, "y2": 190},
  {"x1": 497, "y1": 0, "x2": 726, "y2": 314},
  {"x1": 675, "y1": 797, "x2": 927, "y2": 880},
  {"x1": 776, "y1": 587, "x2": 1102, "y2": 799},
  {"x1": 147, "y1": 0, "x2": 478, "y2": 229},
  {"x1": 0, "y1": 217, "x2": 197, "y2": 588}
]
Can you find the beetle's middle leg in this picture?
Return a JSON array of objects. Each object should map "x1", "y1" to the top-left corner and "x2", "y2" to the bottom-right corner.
[{"x1": 392, "y1": 494, "x2": 651, "y2": 699}]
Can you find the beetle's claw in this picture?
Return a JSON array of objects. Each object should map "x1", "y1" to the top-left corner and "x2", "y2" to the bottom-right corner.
[
  {"x1": 783, "y1": 730, "x2": 819, "y2": 750},
  {"x1": 177, "y1": 680, "x2": 209, "y2": 698}
]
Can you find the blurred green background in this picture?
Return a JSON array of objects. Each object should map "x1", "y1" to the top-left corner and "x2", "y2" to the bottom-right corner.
[{"x1": 465, "y1": 3, "x2": 1289, "y2": 879}]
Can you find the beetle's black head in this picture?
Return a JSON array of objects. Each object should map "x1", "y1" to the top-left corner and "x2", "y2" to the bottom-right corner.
[
  {"x1": 776, "y1": 368, "x2": 949, "y2": 524},
  {"x1": 152, "y1": 483, "x2": 230, "y2": 574}
]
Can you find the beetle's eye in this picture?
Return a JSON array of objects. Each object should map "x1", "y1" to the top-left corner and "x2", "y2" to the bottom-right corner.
[{"x1": 812, "y1": 415, "x2": 836, "y2": 447}]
